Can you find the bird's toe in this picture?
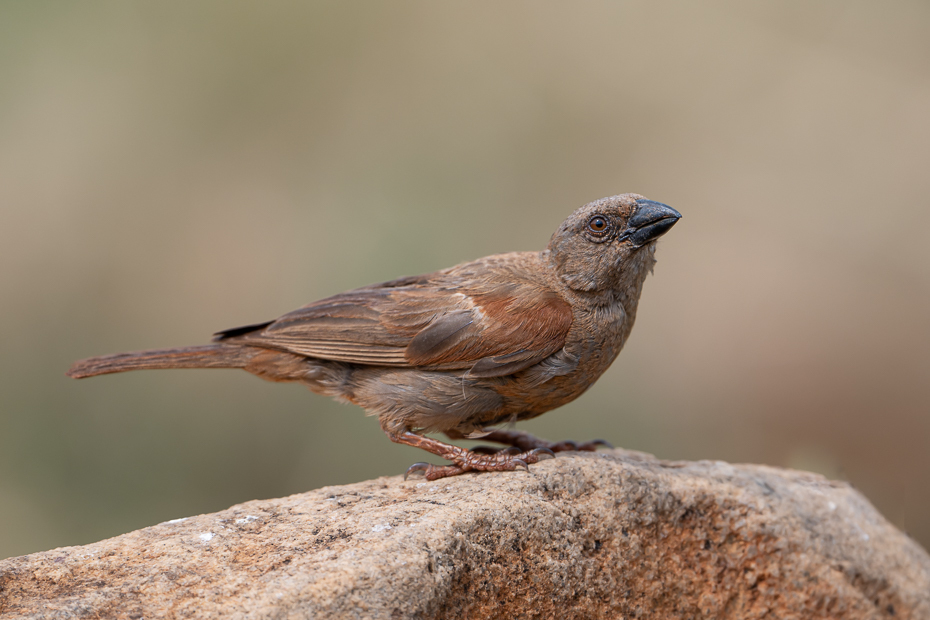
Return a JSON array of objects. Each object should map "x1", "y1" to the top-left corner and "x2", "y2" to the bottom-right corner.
[
  {"x1": 529, "y1": 447, "x2": 555, "y2": 461},
  {"x1": 577, "y1": 439, "x2": 613, "y2": 451},
  {"x1": 404, "y1": 462, "x2": 432, "y2": 481}
]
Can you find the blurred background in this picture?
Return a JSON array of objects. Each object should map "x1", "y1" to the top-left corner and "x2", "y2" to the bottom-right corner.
[{"x1": 1, "y1": 0, "x2": 929, "y2": 560}]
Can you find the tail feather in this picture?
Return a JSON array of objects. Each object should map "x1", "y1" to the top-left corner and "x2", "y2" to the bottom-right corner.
[{"x1": 66, "y1": 344, "x2": 259, "y2": 379}]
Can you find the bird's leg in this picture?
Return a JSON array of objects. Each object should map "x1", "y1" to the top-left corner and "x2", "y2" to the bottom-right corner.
[
  {"x1": 465, "y1": 428, "x2": 613, "y2": 454},
  {"x1": 386, "y1": 430, "x2": 554, "y2": 481}
]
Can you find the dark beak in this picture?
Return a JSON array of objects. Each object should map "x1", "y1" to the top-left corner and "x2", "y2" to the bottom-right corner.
[{"x1": 625, "y1": 200, "x2": 681, "y2": 246}]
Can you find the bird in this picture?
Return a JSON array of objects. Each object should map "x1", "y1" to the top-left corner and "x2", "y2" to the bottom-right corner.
[{"x1": 68, "y1": 194, "x2": 680, "y2": 480}]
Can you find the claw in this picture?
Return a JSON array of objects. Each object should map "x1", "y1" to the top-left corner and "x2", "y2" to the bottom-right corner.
[
  {"x1": 501, "y1": 446, "x2": 522, "y2": 456},
  {"x1": 404, "y1": 462, "x2": 432, "y2": 481},
  {"x1": 530, "y1": 447, "x2": 555, "y2": 461},
  {"x1": 511, "y1": 459, "x2": 529, "y2": 472}
]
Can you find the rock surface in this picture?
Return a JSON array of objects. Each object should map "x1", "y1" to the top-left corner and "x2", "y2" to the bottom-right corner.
[{"x1": 1, "y1": 449, "x2": 929, "y2": 619}]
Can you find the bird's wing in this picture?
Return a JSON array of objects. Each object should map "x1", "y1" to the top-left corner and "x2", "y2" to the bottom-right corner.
[{"x1": 215, "y1": 270, "x2": 573, "y2": 378}]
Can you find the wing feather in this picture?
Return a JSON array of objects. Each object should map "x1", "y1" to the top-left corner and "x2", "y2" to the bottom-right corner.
[{"x1": 217, "y1": 254, "x2": 573, "y2": 377}]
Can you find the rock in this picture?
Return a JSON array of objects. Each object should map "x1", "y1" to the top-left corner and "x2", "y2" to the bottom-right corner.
[{"x1": 1, "y1": 449, "x2": 928, "y2": 619}]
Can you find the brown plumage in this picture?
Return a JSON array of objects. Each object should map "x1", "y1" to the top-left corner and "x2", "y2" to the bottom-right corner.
[{"x1": 68, "y1": 194, "x2": 680, "y2": 480}]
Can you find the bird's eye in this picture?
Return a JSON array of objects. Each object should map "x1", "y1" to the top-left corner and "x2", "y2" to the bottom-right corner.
[{"x1": 587, "y1": 215, "x2": 609, "y2": 235}]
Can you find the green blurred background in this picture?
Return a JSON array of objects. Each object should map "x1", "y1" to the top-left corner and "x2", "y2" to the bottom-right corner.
[{"x1": 2, "y1": 1, "x2": 929, "y2": 560}]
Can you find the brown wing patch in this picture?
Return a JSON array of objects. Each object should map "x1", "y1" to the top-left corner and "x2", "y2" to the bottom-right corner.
[
  {"x1": 405, "y1": 310, "x2": 475, "y2": 361},
  {"x1": 218, "y1": 254, "x2": 574, "y2": 377},
  {"x1": 403, "y1": 283, "x2": 573, "y2": 377}
]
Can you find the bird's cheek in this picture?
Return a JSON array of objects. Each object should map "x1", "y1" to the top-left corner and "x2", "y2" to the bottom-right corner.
[{"x1": 610, "y1": 246, "x2": 631, "y2": 271}]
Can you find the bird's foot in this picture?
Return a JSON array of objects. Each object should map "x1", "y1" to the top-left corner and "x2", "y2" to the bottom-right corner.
[
  {"x1": 404, "y1": 462, "x2": 465, "y2": 480},
  {"x1": 547, "y1": 438, "x2": 613, "y2": 452},
  {"x1": 467, "y1": 429, "x2": 613, "y2": 454},
  {"x1": 470, "y1": 445, "x2": 522, "y2": 455},
  {"x1": 403, "y1": 447, "x2": 554, "y2": 481},
  {"x1": 388, "y1": 429, "x2": 559, "y2": 481}
]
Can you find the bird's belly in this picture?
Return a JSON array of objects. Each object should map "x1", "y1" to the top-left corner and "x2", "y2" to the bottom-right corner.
[
  {"x1": 309, "y1": 310, "x2": 631, "y2": 434},
  {"x1": 490, "y1": 328, "x2": 629, "y2": 424},
  {"x1": 514, "y1": 356, "x2": 618, "y2": 418}
]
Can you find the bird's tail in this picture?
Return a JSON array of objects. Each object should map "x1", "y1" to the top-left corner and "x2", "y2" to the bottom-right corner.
[{"x1": 66, "y1": 344, "x2": 259, "y2": 379}]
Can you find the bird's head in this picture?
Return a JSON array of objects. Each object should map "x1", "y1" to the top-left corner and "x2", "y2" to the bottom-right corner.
[{"x1": 546, "y1": 194, "x2": 681, "y2": 294}]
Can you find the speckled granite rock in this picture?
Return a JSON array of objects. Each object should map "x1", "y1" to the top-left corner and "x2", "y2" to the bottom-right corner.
[{"x1": 1, "y1": 449, "x2": 928, "y2": 619}]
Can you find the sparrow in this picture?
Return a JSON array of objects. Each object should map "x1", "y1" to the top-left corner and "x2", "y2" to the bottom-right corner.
[{"x1": 68, "y1": 194, "x2": 681, "y2": 480}]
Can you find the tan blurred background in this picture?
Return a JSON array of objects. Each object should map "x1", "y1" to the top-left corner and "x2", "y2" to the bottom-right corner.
[{"x1": 1, "y1": 0, "x2": 929, "y2": 560}]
